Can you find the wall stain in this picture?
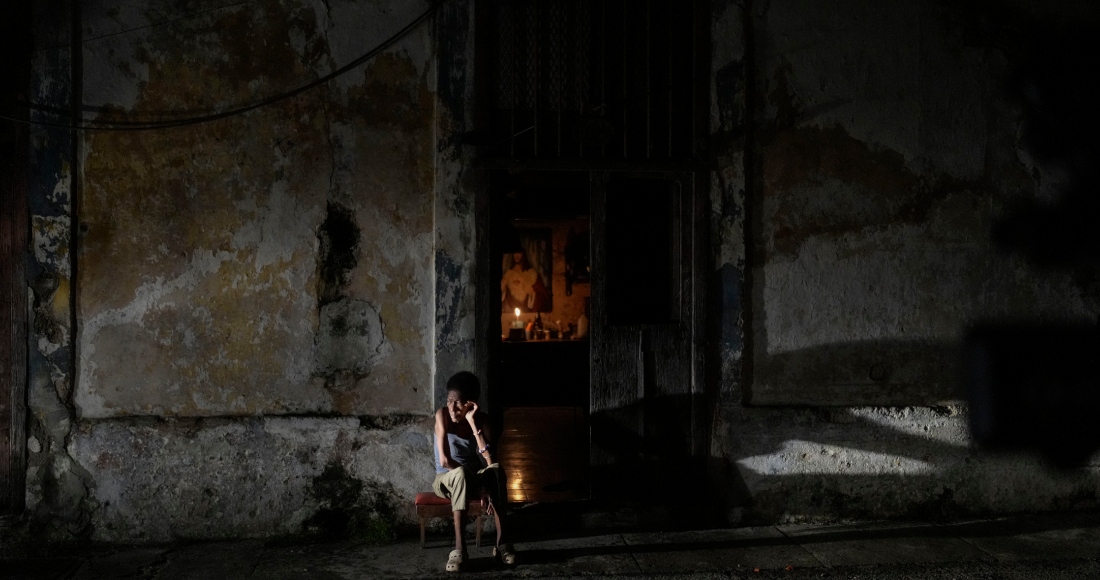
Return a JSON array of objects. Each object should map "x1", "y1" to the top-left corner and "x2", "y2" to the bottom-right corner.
[
  {"x1": 761, "y1": 124, "x2": 989, "y2": 259},
  {"x1": 317, "y1": 202, "x2": 360, "y2": 306},
  {"x1": 347, "y1": 53, "x2": 434, "y2": 134},
  {"x1": 303, "y1": 461, "x2": 401, "y2": 542},
  {"x1": 767, "y1": 57, "x2": 802, "y2": 129},
  {"x1": 434, "y1": 251, "x2": 463, "y2": 347}
]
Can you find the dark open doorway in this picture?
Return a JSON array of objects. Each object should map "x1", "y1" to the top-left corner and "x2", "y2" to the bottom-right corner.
[
  {"x1": 480, "y1": 169, "x2": 706, "y2": 507},
  {"x1": 486, "y1": 171, "x2": 592, "y2": 503}
]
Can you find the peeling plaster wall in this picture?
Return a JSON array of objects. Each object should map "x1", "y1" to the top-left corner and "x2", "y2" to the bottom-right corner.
[
  {"x1": 26, "y1": 0, "x2": 445, "y2": 542},
  {"x1": 708, "y1": 0, "x2": 1100, "y2": 524},
  {"x1": 749, "y1": 0, "x2": 1094, "y2": 406},
  {"x1": 71, "y1": 417, "x2": 431, "y2": 542},
  {"x1": 24, "y1": 0, "x2": 94, "y2": 540},
  {"x1": 76, "y1": 0, "x2": 437, "y2": 418},
  {"x1": 431, "y1": 0, "x2": 478, "y2": 408}
]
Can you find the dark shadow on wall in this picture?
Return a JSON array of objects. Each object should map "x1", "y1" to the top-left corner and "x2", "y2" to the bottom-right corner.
[{"x1": 748, "y1": 339, "x2": 962, "y2": 406}]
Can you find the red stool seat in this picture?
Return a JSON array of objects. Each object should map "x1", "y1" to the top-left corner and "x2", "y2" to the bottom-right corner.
[
  {"x1": 413, "y1": 492, "x2": 484, "y2": 548},
  {"x1": 415, "y1": 492, "x2": 452, "y2": 506}
]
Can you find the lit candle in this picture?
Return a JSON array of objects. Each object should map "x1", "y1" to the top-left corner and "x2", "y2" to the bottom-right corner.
[{"x1": 512, "y1": 308, "x2": 523, "y2": 328}]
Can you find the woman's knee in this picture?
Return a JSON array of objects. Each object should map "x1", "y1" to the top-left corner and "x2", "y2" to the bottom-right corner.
[{"x1": 453, "y1": 465, "x2": 476, "y2": 483}]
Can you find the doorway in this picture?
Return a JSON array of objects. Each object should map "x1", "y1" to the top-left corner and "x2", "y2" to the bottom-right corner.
[
  {"x1": 480, "y1": 169, "x2": 706, "y2": 505},
  {"x1": 488, "y1": 171, "x2": 592, "y2": 503}
]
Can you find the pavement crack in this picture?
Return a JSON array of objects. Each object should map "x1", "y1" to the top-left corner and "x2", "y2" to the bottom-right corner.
[
  {"x1": 622, "y1": 533, "x2": 645, "y2": 573},
  {"x1": 950, "y1": 527, "x2": 1002, "y2": 563},
  {"x1": 143, "y1": 549, "x2": 171, "y2": 579},
  {"x1": 774, "y1": 525, "x2": 830, "y2": 569},
  {"x1": 247, "y1": 545, "x2": 265, "y2": 577}
]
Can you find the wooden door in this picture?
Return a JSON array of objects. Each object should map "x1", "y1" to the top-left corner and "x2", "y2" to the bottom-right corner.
[
  {"x1": 1, "y1": 121, "x2": 28, "y2": 515},
  {"x1": 589, "y1": 172, "x2": 704, "y2": 494},
  {"x1": 1, "y1": 0, "x2": 31, "y2": 516}
]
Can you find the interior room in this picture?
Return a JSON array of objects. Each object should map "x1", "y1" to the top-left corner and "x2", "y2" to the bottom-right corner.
[{"x1": 492, "y1": 172, "x2": 591, "y2": 504}]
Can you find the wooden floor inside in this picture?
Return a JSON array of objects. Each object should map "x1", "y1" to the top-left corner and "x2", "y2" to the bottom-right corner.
[{"x1": 497, "y1": 407, "x2": 589, "y2": 503}]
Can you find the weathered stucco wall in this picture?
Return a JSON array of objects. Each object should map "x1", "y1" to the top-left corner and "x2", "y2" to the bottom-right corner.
[
  {"x1": 72, "y1": 416, "x2": 430, "y2": 542},
  {"x1": 748, "y1": 0, "x2": 1094, "y2": 406},
  {"x1": 76, "y1": 0, "x2": 437, "y2": 418},
  {"x1": 24, "y1": 0, "x2": 94, "y2": 540},
  {"x1": 24, "y1": 0, "x2": 450, "y2": 542},
  {"x1": 708, "y1": 0, "x2": 1100, "y2": 524}
]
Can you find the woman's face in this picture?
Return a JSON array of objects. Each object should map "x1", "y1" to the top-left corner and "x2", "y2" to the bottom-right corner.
[
  {"x1": 446, "y1": 391, "x2": 472, "y2": 423},
  {"x1": 512, "y1": 252, "x2": 526, "y2": 267}
]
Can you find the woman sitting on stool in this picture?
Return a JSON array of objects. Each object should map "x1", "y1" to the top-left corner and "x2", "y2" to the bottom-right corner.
[{"x1": 433, "y1": 371, "x2": 516, "y2": 572}]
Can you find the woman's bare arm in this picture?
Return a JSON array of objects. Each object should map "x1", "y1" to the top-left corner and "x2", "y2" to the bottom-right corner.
[
  {"x1": 464, "y1": 404, "x2": 494, "y2": 465},
  {"x1": 435, "y1": 408, "x2": 456, "y2": 470}
]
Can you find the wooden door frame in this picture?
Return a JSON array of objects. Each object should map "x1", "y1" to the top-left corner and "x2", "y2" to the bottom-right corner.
[{"x1": 1, "y1": 0, "x2": 32, "y2": 516}]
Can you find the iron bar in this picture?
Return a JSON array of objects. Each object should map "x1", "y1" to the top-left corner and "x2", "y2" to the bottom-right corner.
[
  {"x1": 645, "y1": 0, "x2": 652, "y2": 159},
  {"x1": 622, "y1": 0, "x2": 628, "y2": 158},
  {"x1": 667, "y1": 1, "x2": 673, "y2": 158}
]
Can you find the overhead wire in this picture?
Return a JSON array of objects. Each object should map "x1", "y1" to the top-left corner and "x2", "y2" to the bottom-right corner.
[{"x1": 1, "y1": 0, "x2": 445, "y2": 132}]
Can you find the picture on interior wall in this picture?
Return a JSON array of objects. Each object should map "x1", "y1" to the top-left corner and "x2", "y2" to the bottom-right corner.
[
  {"x1": 502, "y1": 228, "x2": 553, "y2": 313},
  {"x1": 564, "y1": 227, "x2": 590, "y2": 296}
]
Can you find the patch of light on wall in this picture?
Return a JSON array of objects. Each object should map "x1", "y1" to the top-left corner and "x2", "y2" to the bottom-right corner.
[
  {"x1": 735, "y1": 439, "x2": 936, "y2": 476},
  {"x1": 849, "y1": 408, "x2": 972, "y2": 447}
]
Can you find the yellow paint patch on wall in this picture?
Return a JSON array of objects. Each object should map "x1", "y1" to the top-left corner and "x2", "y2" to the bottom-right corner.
[{"x1": 51, "y1": 278, "x2": 70, "y2": 323}]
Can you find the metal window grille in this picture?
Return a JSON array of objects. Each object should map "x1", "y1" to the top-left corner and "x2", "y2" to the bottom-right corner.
[{"x1": 483, "y1": 0, "x2": 702, "y2": 161}]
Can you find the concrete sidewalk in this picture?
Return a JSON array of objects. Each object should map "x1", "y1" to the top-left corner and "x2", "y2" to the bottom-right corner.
[{"x1": 5, "y1": 509, "x2": 1100, "y2": 579}]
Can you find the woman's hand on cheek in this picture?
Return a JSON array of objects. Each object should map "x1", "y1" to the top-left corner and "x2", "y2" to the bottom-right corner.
[{"x1": 464, "y1": 402, "x2": 479, "y2": 425}]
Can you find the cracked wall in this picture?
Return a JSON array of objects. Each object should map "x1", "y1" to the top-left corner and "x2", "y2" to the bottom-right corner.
[
  {"x1": 25, "y1": 0, "x2": 444, "y2": 542},
  {"x1": 23, "y1": 0, "x2": 95, "y2": 541},
  {"x1": 748, "y1": 0, "x2": 1094, "y2": 406},
  {"x1": 708, "y1": 0, "x2": 1100, "y2": 524},
  {"x1": 73, "y1": 416, "x2": 429, "y2": 542},
  {"x1": 76, "y1": 0, "x2": 437, "y2": 418}
]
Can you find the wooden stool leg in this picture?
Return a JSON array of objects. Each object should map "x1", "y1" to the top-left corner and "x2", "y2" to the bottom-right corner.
[
  {"x1": 475, "y1": 514, "x2": 483, "y2": 547},
  {"x1": 420, "y1": 516, "x2": 426, "y2": 549}
]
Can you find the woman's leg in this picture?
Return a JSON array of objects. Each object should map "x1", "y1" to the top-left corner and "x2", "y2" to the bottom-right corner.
[
  {"x1": 433, "y1": 467, "x2": 476, "y2": 553},
  {"x1": 452, "y1": 509, "x2": 466, "y2": 552},
  {"x1": 479, "y1": 465, "x2": 509, "y2": 547},
  {"x1": 493, "y1": 510, "x2": 505, "y2": 546}
]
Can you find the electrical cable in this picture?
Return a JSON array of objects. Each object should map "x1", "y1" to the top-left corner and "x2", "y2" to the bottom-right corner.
[{"x1": 0, "y1": 0, "x2": 445, "y2": 131}]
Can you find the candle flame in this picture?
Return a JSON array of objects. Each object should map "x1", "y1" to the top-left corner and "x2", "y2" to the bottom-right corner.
[{"x1": 514, "y1": 308, "x2": 521, "y2": 318}]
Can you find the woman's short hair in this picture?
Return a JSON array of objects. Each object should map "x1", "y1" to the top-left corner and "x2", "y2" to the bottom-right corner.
[{"x1": 446, "y1": 371, "x2": 481, "y2": 402}]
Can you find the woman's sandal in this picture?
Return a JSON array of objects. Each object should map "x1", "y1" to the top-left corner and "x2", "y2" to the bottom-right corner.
[
  {"x1": 445, "y1": 549, "x2": 466, "y2": 572},
  {"x1": 493, "y1": 544, "x2": 517, "y2": 566}
]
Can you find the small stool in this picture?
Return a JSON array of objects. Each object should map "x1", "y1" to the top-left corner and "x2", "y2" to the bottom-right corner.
[{"x1": 414, "y1": 492, "x2": 484, "y2": 549}]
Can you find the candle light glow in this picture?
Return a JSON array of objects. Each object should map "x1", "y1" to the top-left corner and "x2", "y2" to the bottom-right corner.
[{"x1": 512, "y1": 308, "x2": 523, "y2": 329}]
